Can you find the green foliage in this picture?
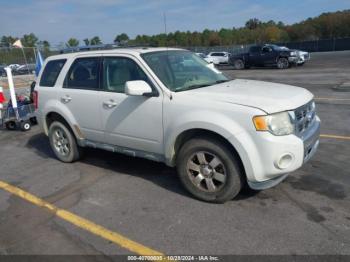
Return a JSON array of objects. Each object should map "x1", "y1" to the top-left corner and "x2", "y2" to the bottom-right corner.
[
  {"x1": 130, "y1": 10, "x2": 350, "y2": 47},
  {"x1": 66, "y1": 38, "x2": 80, "y2": 47},
  {"x1": 114, "y1": 33, "x2": 129, "y2": 44},
  {"x1": 21, "y1": 33, "x2": 38, "y2": 47}
]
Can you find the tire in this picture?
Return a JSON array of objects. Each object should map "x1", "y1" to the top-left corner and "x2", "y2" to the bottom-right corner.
[
  {"x1": 48, "y1": 121, "x2": 82, "y2": 163},
  {"x1": 277, "y1": 57, "x2": 289, "y2": 69},
  {"x1": 20, "y1": 120, "x2": 31, "y2": 131},
  {"x1": 176, "y1": 137, "x2": 243, "y2": 203},
  {"x1": 5, "y1": 121, "x2": 17, "y2": 130},
  {"x1": 233, "y1": 59, "x2": 245, "y2": 70},
  {"x1": 30, "y1": 117, "x2": 38, "y2": 125}
]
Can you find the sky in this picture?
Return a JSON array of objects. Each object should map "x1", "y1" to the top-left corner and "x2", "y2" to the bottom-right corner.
[{"x1": 0, "y1": 0, "x2": 349, "y2": 47}]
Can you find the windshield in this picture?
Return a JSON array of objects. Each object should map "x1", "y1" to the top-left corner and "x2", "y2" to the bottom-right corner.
[
  {"x1": 269, "y1": 44, "x2": 287, "y2": 51},
  {"x1": 141, "y1": 50, "x2": 228, "y2": 92}
]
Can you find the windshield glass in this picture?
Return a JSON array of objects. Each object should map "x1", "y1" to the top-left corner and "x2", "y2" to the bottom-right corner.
[
  {"x1": 269, "y1": 44, "x2": 287, "y2": 51},
  {"x1": 141, "y1": 50, "x2": 228, "y2": 92}
]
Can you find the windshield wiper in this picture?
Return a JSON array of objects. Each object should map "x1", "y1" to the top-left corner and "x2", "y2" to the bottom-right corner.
[
  {"x1": 175, "y1": 84, "x2": 212, "y2": 92},
  {"x1": 174, "y1": 80, "x2": 230, "y2": 92},
  {"x1": 215, "y1": 79, "x2": 230, "y2": 84}
]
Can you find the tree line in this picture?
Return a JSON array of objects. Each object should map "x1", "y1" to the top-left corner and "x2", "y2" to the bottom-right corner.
[{"x1": 1, "y1": 9, "x2": 349, "y2": 51}]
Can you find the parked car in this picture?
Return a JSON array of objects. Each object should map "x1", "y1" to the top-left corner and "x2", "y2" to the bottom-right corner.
[
  {"x1": 230, "y1": 44, "x2": 298, "y2": 69},
  {"x1": 0, "y1": 66, "x2": 6, "y2": 77},
  {"x1": 8, "y1": 64, "x2": 21, "y2": 71},
  {"x1": 13, "y1": 64, "x2": 36, "y2": 75},
  {"x1": 280, "y1": 47, "x2": 311, "y2": 66},
  {"x1": 205, "y1": 52, "x2": 231, "y2": 65},
  {"x1": 35, "y1": 48, "x2": 320, "y2": 203},
  {"x1": 195, "y1": 53, "x2": 207, "y2": 59}
]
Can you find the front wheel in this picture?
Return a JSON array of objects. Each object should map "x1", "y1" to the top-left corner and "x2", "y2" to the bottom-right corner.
[
  {"x1": 176, "y1": 137, "x2": 243, "y2": 203},
  {"x1": 48, "y1": 121, "x2": 82, "y2": 163},
  {"x1": 20, "y1": 120, "x2": 31, "y2": 131},
  {"x1": 277, "y1": 57, "x2": 289, "y2": 69},
  {"x1": 233, "y1": 59, "x2": 245, "y2": 70}
]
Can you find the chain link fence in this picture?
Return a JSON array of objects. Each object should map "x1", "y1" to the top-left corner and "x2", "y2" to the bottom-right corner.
[{"x1": 186, "y1": 37, "x2": 350, "y2": 54}]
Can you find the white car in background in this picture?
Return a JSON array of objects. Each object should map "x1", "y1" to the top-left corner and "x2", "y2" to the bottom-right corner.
[
  {"x1": 281, "y1": 47, "x2": 310, "y2": 66},
  {"x1": 8, "y1": 64, "x2": 20, "y2": 70},
  {"x1": 205, "y1": 52, "x2": 231, "y2": 65}
]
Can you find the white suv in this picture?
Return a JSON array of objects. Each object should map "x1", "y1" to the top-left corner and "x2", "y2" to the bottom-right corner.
[
  {"x1": 35, "y1": 47, "x2": 320, "y2": 203},
  {"x1": 205, "y1": 52, "x2": 231, "y2": 65}
]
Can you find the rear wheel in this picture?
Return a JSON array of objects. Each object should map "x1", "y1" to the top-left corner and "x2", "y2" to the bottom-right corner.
[
  {"x1": 277, "y1": 57, "x2": 289, "y2": 69},
  {"x1": 48, "y1": 121, "x2": 82, "y2": 163},
  {"x1": 233, "y1": 59, "x2": 245, "y2": 70},
  {"x1": 176, "y1": 137, "x2": 243, "y2": 203},
  {"x1": 5, "y1": 121, "x2": 17, "y2": 130}
]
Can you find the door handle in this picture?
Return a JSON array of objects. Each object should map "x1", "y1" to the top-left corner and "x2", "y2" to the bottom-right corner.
[
  {"x1": 103, "y1": 100, "x2": 118, "y2": 108},
  {"x1": 61, "y1": 95, "x2": 72, "y2": 103}
]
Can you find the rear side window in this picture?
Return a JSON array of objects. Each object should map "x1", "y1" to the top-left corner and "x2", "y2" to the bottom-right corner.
[
  {"x1": 39, "y1": 59, "x2": 66, "y2": 87},
  {"x1": 249, "y1": 46, "x2": 261, "y2": 53},
  {"x1": 64, "y1": 57, "x2": 100, "y2": 90}
]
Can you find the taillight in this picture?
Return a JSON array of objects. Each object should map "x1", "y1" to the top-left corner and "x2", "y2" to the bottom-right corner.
[{"x1": 33, "y1": 91, "x2": 38, "y2": 109}]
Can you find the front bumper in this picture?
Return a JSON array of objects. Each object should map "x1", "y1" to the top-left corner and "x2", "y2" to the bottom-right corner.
[
  {"x1": 288, "y1": 56, "x2": 298, "y2": 63},
  {"x1": 230, "y1": 116, "x2": 320, "y2": 190}
]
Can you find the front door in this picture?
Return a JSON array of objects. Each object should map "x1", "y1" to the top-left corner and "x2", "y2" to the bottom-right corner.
[{"x1": 99, "y1": 56, "x2": 163, "y2": 154}]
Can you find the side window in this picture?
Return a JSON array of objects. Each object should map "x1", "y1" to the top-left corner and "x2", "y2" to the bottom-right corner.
[
  {"x1": 64, "y1": 57, "x2": 100, "y2": 90},
  {"x1": 262, "y1": 46, "x2": 272, "y2": 53},
  {"x1": 39, "y1": 59, "x2": 66, "y2": 87},
  {"x1": 250, "y1": 46, "x2": 260, "y2": 53},
  {"x1": 102, "y1": 57, "x2": 149, "y2": 93}
]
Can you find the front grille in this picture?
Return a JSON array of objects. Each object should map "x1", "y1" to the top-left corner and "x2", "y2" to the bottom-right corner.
[{"x1": 294, "y1": 100, "x2": 316, "y2": 137}]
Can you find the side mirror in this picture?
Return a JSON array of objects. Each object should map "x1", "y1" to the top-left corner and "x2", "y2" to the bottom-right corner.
[{"x1": 125, "y1": 80, "x2": 153, "y2": 96}]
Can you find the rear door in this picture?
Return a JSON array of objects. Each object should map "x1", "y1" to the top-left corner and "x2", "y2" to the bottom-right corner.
[
  {"x1": 60, "y1": 55, "x2": 104, "y2": 142},
  {"x1": 248, "y1": 46, "x2": 261, "y2": 66},
  {"x1": 99, "y1": 55, "x2": 163, "y2": 154}
]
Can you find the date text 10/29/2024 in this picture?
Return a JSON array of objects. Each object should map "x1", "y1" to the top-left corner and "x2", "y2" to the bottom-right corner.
[{"x1": 127, "y1": 255, "x2": 219, "y2": 261}]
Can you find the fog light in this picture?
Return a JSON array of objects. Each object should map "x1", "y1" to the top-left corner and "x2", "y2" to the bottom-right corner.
[{"x1": 275, "y1": 153, "x2": 294, "y2": 170}]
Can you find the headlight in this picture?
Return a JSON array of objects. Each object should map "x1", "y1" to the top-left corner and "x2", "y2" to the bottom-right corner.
[{"x1": 253, "y1": 111, "x2": 294, "y2": 136}]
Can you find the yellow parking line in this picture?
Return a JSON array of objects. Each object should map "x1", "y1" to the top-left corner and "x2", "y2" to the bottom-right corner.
[
  {"x1": 0, "y1": 180, "x2": 168, "y2": 259},
  {"x1": 320, "y1": 134, "x2": 350, "y2": 140}
]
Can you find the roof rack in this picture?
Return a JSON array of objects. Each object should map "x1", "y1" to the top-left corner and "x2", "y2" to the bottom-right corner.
[{"x1": 59, "y1": 43, "x2": 153, "y2": 54}]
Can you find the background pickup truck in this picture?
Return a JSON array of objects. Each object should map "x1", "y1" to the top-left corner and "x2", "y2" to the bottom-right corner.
[{"x1": 230, "y1": 44, "x2": 298, "y2": 69}]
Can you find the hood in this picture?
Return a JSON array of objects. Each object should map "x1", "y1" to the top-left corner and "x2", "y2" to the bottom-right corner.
[{"x1": 186, "y1": 79, "x2": 313, "y2": 114}]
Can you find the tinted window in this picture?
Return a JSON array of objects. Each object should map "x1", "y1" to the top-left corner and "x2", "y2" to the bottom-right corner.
[
  {"x1": 211, "y1": 53, "x2": 224, "y2": 56},
  {"x1": 39, "y1": 59, "x2": 66, "y2": 87},
  {"x1": 262, "y1": 46, "x2": 272, "y2": 53},
  {"x1": 64, "y1": 57, "x2": 100, "y2": 90},
  {"x1": 102, "y1": 57, "x2": 149, "y2": 93},
  {"x1": 249, "y1": 46, "x2": 261, "y2": 53}
]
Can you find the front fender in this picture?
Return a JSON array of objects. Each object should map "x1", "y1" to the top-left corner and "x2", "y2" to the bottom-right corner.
[{"x1": 164, "y1": 110, "x2": 247, "y2": 166}]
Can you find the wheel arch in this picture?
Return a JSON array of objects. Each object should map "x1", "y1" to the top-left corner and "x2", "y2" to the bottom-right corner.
[
  {"x1": 45, "y1": 111, "x2": 82, "y2": 142},
  {"x1": 169, "y1": 128, "x2": 247, "y2": 182}
]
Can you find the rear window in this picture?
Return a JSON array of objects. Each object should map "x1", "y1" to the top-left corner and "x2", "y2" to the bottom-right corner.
[
  {"x1": 64, "y1": 57, "x2": 100, "y2": 90},
  {"x1": 39, "y1": 59, "x2": 66, "y2": 87}
]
